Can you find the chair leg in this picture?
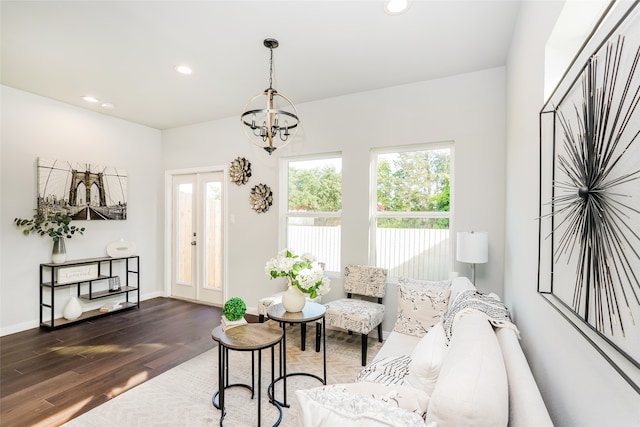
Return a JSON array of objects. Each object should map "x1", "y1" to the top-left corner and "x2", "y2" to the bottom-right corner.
[
  {"x1": 361, "y1": 334, "x2": 368, "y2": 366},
  {"x1": 315, "y1": 323, "x2": 321, "y2": 352},
  {"x1": 259, "y1": 314, "x2": 265, "y2": 323},
  {"x1": 378, "y1": 323, "x2": 383, "y2": 343},
  {"x1": 301, "y1": 323, "x2": 307, "y2": 351}
]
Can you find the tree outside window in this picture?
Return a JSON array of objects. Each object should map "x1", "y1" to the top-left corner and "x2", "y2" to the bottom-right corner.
[
  {"x1": 284, "y1": 156, "x2": 342, "y2": 272},
  {"x1": 372, "y1": 145, "x2": 452, "y2": 279}
]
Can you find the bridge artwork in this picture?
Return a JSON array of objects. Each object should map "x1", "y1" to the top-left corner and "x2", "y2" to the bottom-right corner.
[{"x1": 37, "y1": 157, "x2": 127, "y2": 221}]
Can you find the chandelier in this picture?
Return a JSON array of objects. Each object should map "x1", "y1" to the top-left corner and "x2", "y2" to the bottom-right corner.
[{"x1": 240, "y1": 38, "x2": 300, "y2": 155}]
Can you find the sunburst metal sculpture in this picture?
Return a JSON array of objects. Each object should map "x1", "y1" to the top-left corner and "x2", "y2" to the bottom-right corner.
[{"x1": 550, "y1": 35, "x2": 640, "y2": 337}]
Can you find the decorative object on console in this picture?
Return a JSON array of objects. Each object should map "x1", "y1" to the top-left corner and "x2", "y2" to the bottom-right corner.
[
  {"x1": 249, "y1": 183, "x2": 273, "y2": 213},
  {"x1": 108, "y1": 276, "x2": 121, "y2": 292},
  {"x1": 240, "y1": 38, "x2": 300, "y2": 155},
  {"x1": 456, "y1": 231, "x2": 488, "y2": 285},
  {"x1": 52, "y1": 237, "x2": 66, "y2": 264},
  {"x1": 57, "y1": 264, "x2": 99, "y2": 285},
  {"x1": 99, "y1": 302, "x2": 122, "y2": 313},
  {"x1": 62, "y1": 296, "x2": 82, "y2": 320},
  {"x1": 221, "y1": 297, "x2": 247, "y2": 331},
  {"x1": 539, "y1": 1, "x2": 640, "y2": 393},
  {"x1": 14, "y1": 211, "x2": 85, "y2": 264},
  {"x1": 229, "y1": 157, "x2": 252, "y2": 185},
  {"x1": 265, "y1": 249, "x2": 330, "y2": 301},
  {"x1": 106, "y1": 239, "x2": 136, "y2": 258}
]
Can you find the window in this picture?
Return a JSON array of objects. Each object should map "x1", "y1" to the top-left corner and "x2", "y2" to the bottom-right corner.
[
  {"x1": 281, "y1": 155, "x2": 342, "y2": 272},
  {"x1": 371, "y1": 144, "x2": 452, "y2": 280}
]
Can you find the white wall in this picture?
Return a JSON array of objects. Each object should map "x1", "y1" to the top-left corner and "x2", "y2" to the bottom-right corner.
[
  {"x1": 0, "y1": 86, "x2": 164, "y2": 335},
  {"x1": 504, "y1": 1, "x2": 640, "y2": 425},
  {"x1": 163, "y1": 67, "x2": 507, "y2": 333}
]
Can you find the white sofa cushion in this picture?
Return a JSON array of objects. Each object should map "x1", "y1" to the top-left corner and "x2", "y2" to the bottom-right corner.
[
  {"x1": 374, "y1": 329, "x2": 422, "y2": 361},
  {"x1": 295, "y1": 386, "x2": 427, "y2": 427},
  {"x1": 426, "y1": 311, "x2": 508, "y2": 427},
  {"x1": 405, "y1": 321, "x2": 448, "y2": 395},
  {"x1": 394, "y1": 278, "x2": 451, "y2": 337}
]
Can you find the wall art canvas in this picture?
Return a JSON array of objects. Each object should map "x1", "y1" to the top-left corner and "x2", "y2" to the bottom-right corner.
[
  {"x1": 38, "y1": 157, "x2": 128, "y2": 220},
  {"x1": 539, "y1": 1, "x2": 640, "y2": 393}
]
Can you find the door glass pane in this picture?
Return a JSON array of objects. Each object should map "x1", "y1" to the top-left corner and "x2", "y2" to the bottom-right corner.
[
  {"x1": 177, "y1": 183, "x2": 193, "y2": 284},
  {"x1": 204, "y1": 181, "x2": 222, "y2": 289}
]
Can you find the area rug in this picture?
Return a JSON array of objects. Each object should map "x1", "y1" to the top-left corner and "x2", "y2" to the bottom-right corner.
[{"x1": 63, "y1": 324, "x2": 383, "y2": 426}]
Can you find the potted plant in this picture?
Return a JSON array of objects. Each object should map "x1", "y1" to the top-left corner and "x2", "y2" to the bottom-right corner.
[
  {"x1": 265, "y1": 249, "x2": 331, "y2": 312},
  {"x1": 221, "y1": 297, "x2": 247, "y2": 331},
  {"x1": 14, "y1": 211, "x2": 85, "y2": 263}
]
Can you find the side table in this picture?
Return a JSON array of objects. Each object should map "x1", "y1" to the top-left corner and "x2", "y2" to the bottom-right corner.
[
  {"x1": 211, "y1": 323, "x2": 283, "y2": 427},
  {"x1": 266, "y1": 302, "x2": 326, "y2": 407}
]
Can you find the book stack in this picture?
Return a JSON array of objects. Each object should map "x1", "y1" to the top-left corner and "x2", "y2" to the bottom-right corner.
[
  {"x1": 99, "y1": 302, "x2": 122, "y2": 313},
  {"x1": 221, "y1": 315, "x2": 247, "y2": 332}
]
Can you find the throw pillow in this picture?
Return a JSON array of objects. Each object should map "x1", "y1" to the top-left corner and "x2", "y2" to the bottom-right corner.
[
  {"x1": 404, "y1": 322, "x2": 448, "y2": 396},
  {"x1": 394, "y1": 278, "x2": 451, "y2": 337},
  {"x1": 332, "y1": 382, "x2": 430, "y2": 418},
  {"x1": 295, "y1": 387, "x2": 427, "y2": 427},
  {"x1": 355, "y1": 354, "x2": 411, "y2": 385}
]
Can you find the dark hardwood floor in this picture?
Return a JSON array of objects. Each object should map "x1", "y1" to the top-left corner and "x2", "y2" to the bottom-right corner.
[{"x1": 0, "y1": 297, "x2": 248, "y2": 427}]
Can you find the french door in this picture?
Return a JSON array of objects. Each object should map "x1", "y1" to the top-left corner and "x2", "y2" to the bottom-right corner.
[{"x1": 170, "y1": 171, "x2": 224, "y2": 305}]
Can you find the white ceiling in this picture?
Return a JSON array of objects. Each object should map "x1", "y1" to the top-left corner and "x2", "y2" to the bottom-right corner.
[{"x1": 1, "y1": 0, "x2": 521, "y2": 130}]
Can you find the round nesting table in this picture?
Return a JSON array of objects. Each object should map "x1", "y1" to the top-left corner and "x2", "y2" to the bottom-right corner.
[
  {"x1": 211, "y1": 323, "x2": 283, "y2": 427},
  {"x1": 266, "y1": 302, "x2": 326, "y2": 407}
]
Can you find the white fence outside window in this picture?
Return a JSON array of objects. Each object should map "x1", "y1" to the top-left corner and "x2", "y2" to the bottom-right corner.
[{"x1": 288, "y1": 225, "x2": 450, "y2": 279}]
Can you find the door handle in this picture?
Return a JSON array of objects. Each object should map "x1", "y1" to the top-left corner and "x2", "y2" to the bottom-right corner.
[{"x1": 191, "y1": 241, "x2": 196, "y2": 246}]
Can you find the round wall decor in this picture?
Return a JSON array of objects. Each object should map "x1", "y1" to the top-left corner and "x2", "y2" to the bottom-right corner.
[
  {"x1": 249, "y1": 183, "x2": 273, "y2": 213},
  {"x1": 229, "y1": 157, "x2": 252, "y2": 185}
]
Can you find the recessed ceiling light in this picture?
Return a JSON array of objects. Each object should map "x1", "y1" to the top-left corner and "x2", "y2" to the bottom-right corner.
[
  {"x1": 384, "y1": 0, "x2": 409, "y2": 15},
  {"x1": 175, "y1": 65, "x2": 193, "y2": 75},
  {"x1": 101, "y1": 102, "x2": 115, "y2": 110},
  {"x1": 81, "y1": 96, "x2": 100, "y2": 103}
]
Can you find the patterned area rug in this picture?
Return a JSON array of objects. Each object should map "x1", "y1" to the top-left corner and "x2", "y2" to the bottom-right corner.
[{"x1": 63, "y1": 324, "x2": 383, "y2": 427}]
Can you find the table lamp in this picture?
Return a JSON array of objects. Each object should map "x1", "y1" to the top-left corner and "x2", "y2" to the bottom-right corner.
[{"x1": 456, "y1": 231, "x2": 488, "y2": 285}]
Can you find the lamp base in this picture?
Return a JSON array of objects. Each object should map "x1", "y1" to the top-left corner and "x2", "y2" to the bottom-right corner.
[{"x1": 471, "y1": 263, "x2": 477, "y2": 286}]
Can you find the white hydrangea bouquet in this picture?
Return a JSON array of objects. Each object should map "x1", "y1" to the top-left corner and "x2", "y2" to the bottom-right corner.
[{"x1": 265, "y1": 249, "x2": 330, "y2": 299}]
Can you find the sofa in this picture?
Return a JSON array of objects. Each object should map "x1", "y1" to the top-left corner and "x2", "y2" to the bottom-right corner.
[{"x1": 295, "y1": 277, "x2": 553, "y2": 426}]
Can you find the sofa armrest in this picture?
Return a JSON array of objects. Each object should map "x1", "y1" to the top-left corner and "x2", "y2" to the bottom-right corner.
[{"x1": 495, "y1": 327, "x2": 553, "y2": 427}]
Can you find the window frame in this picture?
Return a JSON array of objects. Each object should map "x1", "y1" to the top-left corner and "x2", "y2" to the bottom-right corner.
[
  {"x1": 369, "y1": 142, "x2": 455, "y2": 279},
  {"x1": 279, "y1": 152, "x2": 343, "y2": 274}
]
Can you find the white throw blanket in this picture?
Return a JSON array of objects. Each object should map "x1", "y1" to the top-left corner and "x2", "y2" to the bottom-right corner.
[{"x1": 443, "y1": 289, "x2": 520, "y2": 341}]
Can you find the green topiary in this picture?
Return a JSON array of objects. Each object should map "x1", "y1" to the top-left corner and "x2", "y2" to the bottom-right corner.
[{"x1": 223, "y1": 297, "x2": 246, "y2": 321}]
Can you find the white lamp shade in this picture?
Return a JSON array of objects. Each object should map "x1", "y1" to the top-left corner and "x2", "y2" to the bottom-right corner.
[{"x1": 456, "y1": 231, "x2": 489, "y2": 264}]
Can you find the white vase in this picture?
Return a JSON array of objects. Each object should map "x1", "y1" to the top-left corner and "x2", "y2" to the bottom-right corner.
[
  {"x1": 52, "y1": 237, "x2": 66, "y2": 264},
  {"x1": 63, "y1": 296, "x2": 82, "y2": 320},
  {"x1": 282, "y1": 284, "x2": 306, "y2": 312}
]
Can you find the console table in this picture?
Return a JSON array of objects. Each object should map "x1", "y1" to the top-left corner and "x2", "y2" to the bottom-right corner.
[{"x1": 39, "y1": 255, "x2": 140, "y2": 329}]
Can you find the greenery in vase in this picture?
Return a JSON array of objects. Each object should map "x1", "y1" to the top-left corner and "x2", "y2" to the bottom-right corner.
[
  {"x1": 223, "y1": 297, "x2": 246, "y2": 321},
  {"x1": 14, "y1": 211, "x2": 85, "y2": 242},
  {"x1": 265, "y1": 249, "x2": 330, "y2": 299}
]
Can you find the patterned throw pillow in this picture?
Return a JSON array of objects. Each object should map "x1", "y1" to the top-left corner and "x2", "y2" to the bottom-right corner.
[{"x1": 394, "y1": 278, "x2": 451, "y2": 337}]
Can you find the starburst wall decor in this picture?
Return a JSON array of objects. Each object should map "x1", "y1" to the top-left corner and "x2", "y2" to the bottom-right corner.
[{"x1": 539, "y1": 2, "x2": 640, "y2": 393}]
